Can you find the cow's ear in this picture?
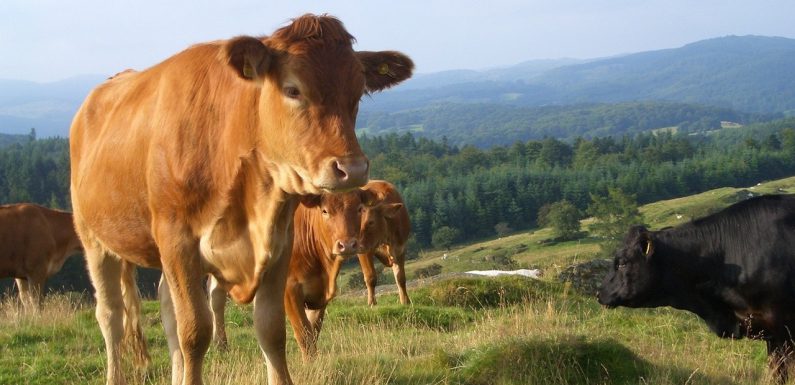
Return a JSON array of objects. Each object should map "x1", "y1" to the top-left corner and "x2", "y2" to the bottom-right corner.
[
  {"x1": 225, "y1": 36, "x2": 273, "y2": 81},
  {"x1": 359, "y1": 188, "x2": 378, "y2": 207},
  {"x1": 356, "y1": 51, "x2": 414, "y2": 93},
  {"x1": 380, "y1": 203, "x2": 403, "y2": 218},
  {"x1": 640, "y1": 232, "x2": 655, "y2": 259},
  {"x1": 300, "y1": 195, "x2": 322, "y2": 208}
]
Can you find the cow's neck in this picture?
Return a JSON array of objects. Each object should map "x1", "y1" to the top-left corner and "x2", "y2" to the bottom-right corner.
[
  {"x1": 201, "y1": 153, "x2": 299, "y2": 304},
  {"x1": 656, "y1": 227, "x2": 720, "y2": 285},
  {"x1": 293, "y1": 212, "x2": 343, "y2": 300}
]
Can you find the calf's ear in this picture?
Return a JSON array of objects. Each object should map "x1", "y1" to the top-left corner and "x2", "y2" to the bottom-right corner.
[
  {"x1": 300, "y1": 195, "x2": 322, "y2": 208},
  {"x1": 356, "y1": 51, "x2": 414, "y2": 93},
  {"x1": 380, "y1": 203, "x2": 403, "y2": 218},
  {"x1": 225, "y1": 36, "x2": 274, "y2": 81},
  {"x1": 359, "y1": 188, "x2": 379, "y2": 207}
]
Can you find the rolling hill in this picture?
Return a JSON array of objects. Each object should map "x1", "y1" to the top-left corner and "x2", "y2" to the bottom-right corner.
[{"x1": 1, "y1": 35, "x2": 794, "y2": 144}]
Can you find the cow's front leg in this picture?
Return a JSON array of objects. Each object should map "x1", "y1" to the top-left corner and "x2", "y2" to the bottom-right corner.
[
  {"x1": 285, "y1": 280, "x2": 315, "y2": 361},
  {"x1": 156, "y1": 224, "x2": 212, "y2": 385},
  {"x1": 254, "y1": 250, "x2": 294, "y2": 385},
  {"x1": 766, "y1": 337, "x2": 794, "y2": 384}
]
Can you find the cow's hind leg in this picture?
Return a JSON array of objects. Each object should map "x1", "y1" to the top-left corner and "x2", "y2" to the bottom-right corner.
[
  {"x1": 15, "y1": 278, "x2": 33, "y2": 311},
  {"x1": 207, "y1": 276, "x2": 229, "y2": 351},
  {"x1": 357, "y1": 253, "x2": 378, "y2": 306},
  {"x1": 391, "y1": 248, "x2": 411, "y2": 305},
  {"x1": 305, "y1": 306, "x2": 327, "y2": 354},
  {"x1": 254, "y1": 251, "x2": 293, "y2": 385},
  {"x1": 159, "y1": 276, "x2": 184, "y2": 385},
  {"x1": 85, "y1": 245, "x2": 127, "y2": 385}
]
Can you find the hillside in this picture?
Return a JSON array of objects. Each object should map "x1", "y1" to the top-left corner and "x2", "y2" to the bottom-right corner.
[
  {"x1": 357, "y1": 101, "x2": 776, "y2": 147},
  {"x1": 338, "y1": 175, "x2": 795, "y2": 296},
  {"x1": 361, "y1": 35, "x2": 795, "y2": 115}
]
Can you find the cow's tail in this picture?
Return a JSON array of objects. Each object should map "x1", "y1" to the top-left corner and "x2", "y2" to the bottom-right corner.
[{"x1": 121, "y1": 261, "x2": 151, "y2": 368}]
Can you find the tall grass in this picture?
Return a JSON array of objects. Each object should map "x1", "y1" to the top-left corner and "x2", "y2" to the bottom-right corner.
[{"x1": 0, "y1": 277, "x2": 779, "y2": 385}]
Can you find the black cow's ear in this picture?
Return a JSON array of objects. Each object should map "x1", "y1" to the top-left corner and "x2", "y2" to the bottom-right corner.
[
  {"x1": 640, "y1": 232, "x2": 655, "y2": 259},
  {"x1": 356, "y1": 51, "x2": 414, "y2": 93},
  {"x1": 225, "y1": 36, "x2": 274, "y2": 81}
]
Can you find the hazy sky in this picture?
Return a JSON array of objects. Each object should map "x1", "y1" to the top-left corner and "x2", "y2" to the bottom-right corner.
[{"x1": 2, "y1": 0, "x2": 795, "y2": 83}]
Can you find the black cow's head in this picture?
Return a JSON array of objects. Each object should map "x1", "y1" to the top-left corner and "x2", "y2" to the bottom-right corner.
[{"x1": 597, "y1": 225, "x2": 662, "y2": 308}]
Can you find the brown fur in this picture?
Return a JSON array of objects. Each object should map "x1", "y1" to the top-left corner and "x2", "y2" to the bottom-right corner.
[
  {"x1": 358, "y1": 180, "x2": 412, "y2": 305},
  {"x1": 70, "y1": 13, "x2": 412, "y2": 385},
  {"x1": 0, "y1": 204, "x2": 83, "y2": 310}
]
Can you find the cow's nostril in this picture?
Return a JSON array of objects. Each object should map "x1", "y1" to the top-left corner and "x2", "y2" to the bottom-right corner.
[
  {"x1": 333, "y1": 160, "x2": 348, "y2": 180},
  {"x1": 336, "y1": 241, "x2": 345, "y2": 251}
]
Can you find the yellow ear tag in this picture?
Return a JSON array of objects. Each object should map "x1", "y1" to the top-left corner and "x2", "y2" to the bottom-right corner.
[
  {"x1": 378, "y1": 63, "x2": 390, "y2": 75},
  {"x1": 243, "y1": 62, "x2": 255, "y2": 78}
]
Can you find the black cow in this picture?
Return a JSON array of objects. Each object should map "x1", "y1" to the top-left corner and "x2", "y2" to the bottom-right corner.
[{"x1": 598, "y1": 194, "x2": 795, "y2": 383}]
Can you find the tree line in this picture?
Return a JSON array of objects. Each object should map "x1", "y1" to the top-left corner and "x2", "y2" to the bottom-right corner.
[{"x1": 1, "y1": 118, "x2": 795, "y2": 254}]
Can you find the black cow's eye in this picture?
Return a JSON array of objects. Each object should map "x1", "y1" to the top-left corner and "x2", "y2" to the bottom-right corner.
[
  {"x1": 284, "y1": 86, "x2": 301, "y2": 99},
  {"x1": 617, "y1": 260, "x2": 627, "y2": 269}
]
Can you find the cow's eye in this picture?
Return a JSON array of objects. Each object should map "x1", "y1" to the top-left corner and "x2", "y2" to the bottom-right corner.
[
  {"x1": 321, "y1": 209, "x2": 329, "y2": 215},
  {"x1": 283, "y1": 86, "x2": 301, "y2": 99},
  {"x1": 617, "y1": 260, "x2": 628, "y2": 269}
]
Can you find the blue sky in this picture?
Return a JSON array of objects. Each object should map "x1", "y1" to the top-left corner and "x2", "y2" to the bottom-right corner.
[{"x1": 2, "y1": 0, "x2": 795, "y2": 82}]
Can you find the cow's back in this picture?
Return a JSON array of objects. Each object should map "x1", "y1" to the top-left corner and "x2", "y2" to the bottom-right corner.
[
  {"x1": 0, "y1": 204, "x2": 55, "y2": 277},
  {"x1": 370, "y1": 180, "x2": 410, "y2": 243},
  {"x1": 69, "y1": 42, "x2": 253, "y2": 268}
]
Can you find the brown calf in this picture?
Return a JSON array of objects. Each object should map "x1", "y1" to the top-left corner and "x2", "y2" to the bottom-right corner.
[
  {"x1": 69, "y1": 14, "x2": 412, "y2": 385},
  {"x1": 357, "y1": 180, "x2": 411, "y2": 305}
]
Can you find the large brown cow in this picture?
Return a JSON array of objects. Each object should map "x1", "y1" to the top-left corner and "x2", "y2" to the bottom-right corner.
[
  {"x1": 357, "y1": 180, "x2": 411, "y2": 305},
  {"x1": 209, "y1": 190, "x2": 365, "y2": 359},
  {"x1": 0, "y1": 203, "x2": 83, "y2": 310},
  {"x1": 69, "y1": 14, "x2": 412, "y2": 385}
]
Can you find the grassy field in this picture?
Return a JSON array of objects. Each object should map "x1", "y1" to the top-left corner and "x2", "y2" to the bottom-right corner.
[{"x1": 2, "y1": 176, "x2": 795, "y2": 384}]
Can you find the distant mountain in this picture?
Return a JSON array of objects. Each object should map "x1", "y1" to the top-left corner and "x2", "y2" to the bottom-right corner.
[
  {"x1": 361, "y1": 35, "x2": 795, "y2": 114},
  {"x1": 0, "y1": 75, "x2": 105, "y2": 137},
  {"x1": 2, "y1": 36, "x2": 794, "y2": 140}
]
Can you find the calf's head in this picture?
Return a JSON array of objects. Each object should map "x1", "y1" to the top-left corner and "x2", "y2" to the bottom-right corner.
[
  {"x1": 357, "y1": 185, "x2": 403, "y2": 252},
  {"x1": 302, "y1": 190, "x2": 368, "y2": 257},
  {"x1": 224, "y1": 14, "x2": 413, "y2": 194},
  {"x1": 597, "y1": 225, "x2": 661, "y2": 308}
]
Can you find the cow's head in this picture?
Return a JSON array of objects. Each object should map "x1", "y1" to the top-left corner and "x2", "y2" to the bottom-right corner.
[
  {"x1": 597, "y1": 225, "x2": 662, "y2": 308},
  {"x1": 224, "y1": 14, "x2": 413, "y2": 194},
  {"x1": 301, "y1": 190, "x2": 367, "y2": 257},
  {"x1": 358, "y1": 188, "x2": 403, "y2": 252}
]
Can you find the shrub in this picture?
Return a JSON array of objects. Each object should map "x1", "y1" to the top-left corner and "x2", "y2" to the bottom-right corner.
[
  {"x1": 414, "y1": 263, "x2": 443, "y2": 279},
  {"x1": 412, "y1": 276, "x2": 555, "y2": 309}
]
